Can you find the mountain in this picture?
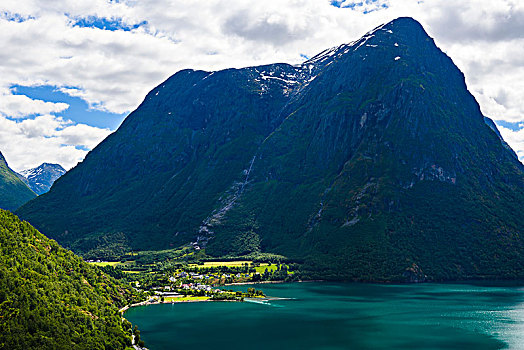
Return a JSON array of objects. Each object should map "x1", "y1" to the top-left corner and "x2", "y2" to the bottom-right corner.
[
  {"x1": 483, "y1": 116, "x2": 518, "y2": 159},
  {"x1": 17, "y1": 17, "x2": 524, "y2": 281},
  {"x1": 0, "y1": 209, "x2": 137, "y2": 349},
  {"x1": 0, "y1": 152, "x2": 36, "y2": 211},
  {"x1": 18, "y1": 163, "x2": 66, "y2": 195}
]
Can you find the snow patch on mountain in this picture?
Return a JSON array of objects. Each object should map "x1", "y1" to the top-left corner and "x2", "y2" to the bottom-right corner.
[{"x1": 19, "y1": 163, "x2": 66, "y2": 195}]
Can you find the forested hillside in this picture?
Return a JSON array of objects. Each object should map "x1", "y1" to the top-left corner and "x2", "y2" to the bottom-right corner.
[
  {"x1": 0, "y1": 152, "x2": 36, "y2": 211},
  {"x1": 0, "y1": 209, "x2": 139, "y2": 349}
]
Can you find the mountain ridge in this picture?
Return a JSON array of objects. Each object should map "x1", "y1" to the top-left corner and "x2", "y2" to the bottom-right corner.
[
  {"x1": 0, "y1": 151, "x2": 36, "y2": 211},
  {"x1": 18, "y1": 163, "x2": 66, "y2": 195},
  {"x1": 17, "y1": 17, "x2": 524, "y2": 281}
]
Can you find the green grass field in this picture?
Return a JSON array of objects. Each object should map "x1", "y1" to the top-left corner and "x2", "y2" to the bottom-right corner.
[
  {"x1": 88, "y1": 261, "x2": 120, "y2": 267},
  {"x1": 254, "y1": 263, "x2": 278, "y2": 274},
  {"x1": 187, "y1": 261, "x2": 282, "y2": 275},
  {"x1": 189, "y1": 260, "x2": 252, "y2": 268},
  {"x1": 165, "y1": 296, "x2": 209, "y2": 302}
]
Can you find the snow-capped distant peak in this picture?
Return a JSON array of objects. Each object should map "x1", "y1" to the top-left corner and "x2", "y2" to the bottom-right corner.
[{"x1": 19, "y1": 163, "x2": 66, "y2": 195}]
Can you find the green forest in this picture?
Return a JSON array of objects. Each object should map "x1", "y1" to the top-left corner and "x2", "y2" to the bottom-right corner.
[
  {"x1": 0, "y1": 209, "x2": 142, "y2": 350},
  {"x1": 0, "y1": 153, "x2": 35, "y2": 212}
]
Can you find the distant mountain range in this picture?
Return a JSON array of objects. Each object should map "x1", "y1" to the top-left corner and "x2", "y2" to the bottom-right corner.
[
  {"x1": 17, "y1": 18, "x2": 524, "y2": 281},
  {"x1": 18, "y1": 163, "x2": 66, "y2": 195},
  {"x1": 0, "y1": 152, "x2": 36, "y2": 211}
]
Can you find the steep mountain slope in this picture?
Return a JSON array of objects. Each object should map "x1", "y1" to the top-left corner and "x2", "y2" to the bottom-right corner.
[
  {"x1": 0, "y1": 152, "x2": 36, "y2": 211},
  {"x1": 19, "y1": 62, "x2": 302, "y2": 255},
  {"x1": 18, "y1": 18, "x2": 524, "y2": 281},
  {"x1": 0, "y1": 209, "x2": 137, "y2": 349},
  {"x1": 18, "y1": 163, "x2": 66, "y2": 195}
]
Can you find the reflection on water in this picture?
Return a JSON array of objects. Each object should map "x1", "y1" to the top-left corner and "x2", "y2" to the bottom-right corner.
[{"x1": 125, "y1": 282, "x2": 524, "y2": 350}]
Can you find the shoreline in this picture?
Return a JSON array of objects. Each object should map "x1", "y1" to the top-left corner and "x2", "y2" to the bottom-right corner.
[
  {"x1": 121, "y1": 280, "x2": 321, "y2": 312},
  {"x1": 121, "y1": 295, "x2": 291, "y2": 313},
  {"x1": 224, "y1": 279, "x2": 325, "y2": 286},
  {"x1": 120, "y1": 279, "x2": 524, "y2": 313},
  {"x1": 121, "y1": 297, "x2": 240, "y2": 312},
  {"x1": 225, "y1": 280, "x2": 286, "y2": 286}
]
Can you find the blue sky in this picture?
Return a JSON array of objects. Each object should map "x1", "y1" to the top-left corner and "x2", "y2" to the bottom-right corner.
[
  {"x1": 11, "y1": 85, "x2": 126, "y2": 129},
  {"x1": 72, "y1": 16, "x2": 147, "y2": 32},
  {"x1": 0, "y1": 0, "x2": 523, "y2": 171},
  {"x1": 330, "y1": 0, "x2": 389, "y2": 13}
]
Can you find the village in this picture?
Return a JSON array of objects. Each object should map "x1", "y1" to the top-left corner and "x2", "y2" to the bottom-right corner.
[
  {"x1": 91, "y1": 257, "x2": 297, "y2": 304},
  {"x1": 140, "y1": 264, "x2": 287, "y2": 303}
]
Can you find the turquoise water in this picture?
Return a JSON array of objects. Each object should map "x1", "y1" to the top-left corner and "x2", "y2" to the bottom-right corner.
[{"x1": 125, "y1": 282, "x2": 524, "y2": 349}]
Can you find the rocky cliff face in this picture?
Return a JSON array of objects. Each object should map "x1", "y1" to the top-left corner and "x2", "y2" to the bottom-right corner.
[{"x1": 18, "y1": 18, "x2": 524, "y2": 281}]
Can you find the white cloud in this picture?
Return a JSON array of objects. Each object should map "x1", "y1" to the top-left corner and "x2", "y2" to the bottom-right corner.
[
  {"x1": 497, "y1": 124, "x2": 524, "y2": 162},
  {"x1": 0, "y1": 114, "x2": 111, "y2": 171},
  {"x1": 0, "y1": 0, "x2": 523, "y2": 165},
  {"x1": 0, "y1": 89, "x2": 69, "y2": 118},
  {"x1": 58, "y1": 123, "x2": 111, "y2": 148}
]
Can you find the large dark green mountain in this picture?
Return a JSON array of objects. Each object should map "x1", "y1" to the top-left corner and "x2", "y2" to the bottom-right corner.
[
  {"x1": 18, "y1": 18, "x2": 524, "y2": 281},
  {"x1": 0, "y1": 152, "x2": 36, "y2": 211},
  {"x1": 0, "y1": 209, "x2": 137, "y2": 349}
]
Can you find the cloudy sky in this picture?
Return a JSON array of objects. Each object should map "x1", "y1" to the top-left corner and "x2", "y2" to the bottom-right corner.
[{"x1": 0, "y1": 0, "x2": 523, "y2": 171}]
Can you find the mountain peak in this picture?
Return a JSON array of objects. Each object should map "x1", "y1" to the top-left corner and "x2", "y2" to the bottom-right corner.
[
  {"x1": 369, "y1": 17, "x2": 430, "y2": 43},
  {"x1": 378, "y1": 17, "x2": 426, "y2": 33},
  {"x1": 304, "y1": 16, "x2": 434, "y2": 73},
  {"x1": 40, "y1": 163, "x2": 66, "y2": 171},
  {"x1": 17, "y1": 19, "x2": 524, "y2": 282},
  {"x1": 19, "y1": 162, "x2": 66, "y2": 195},
  {"x1": 388, "y1": 16, "x2": 423, "y2": 27}
]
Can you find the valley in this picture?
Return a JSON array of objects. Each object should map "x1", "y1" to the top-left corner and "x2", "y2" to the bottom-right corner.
[
  {"x1": 88, "y1": 247, "x2": 297, "y2": 304},
  {"x1": 16, "y1": 17, "x2": 524, "y2": 283},
  {"x1": 1, "y1": 13, "x2": 523, "y2": 350}
]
